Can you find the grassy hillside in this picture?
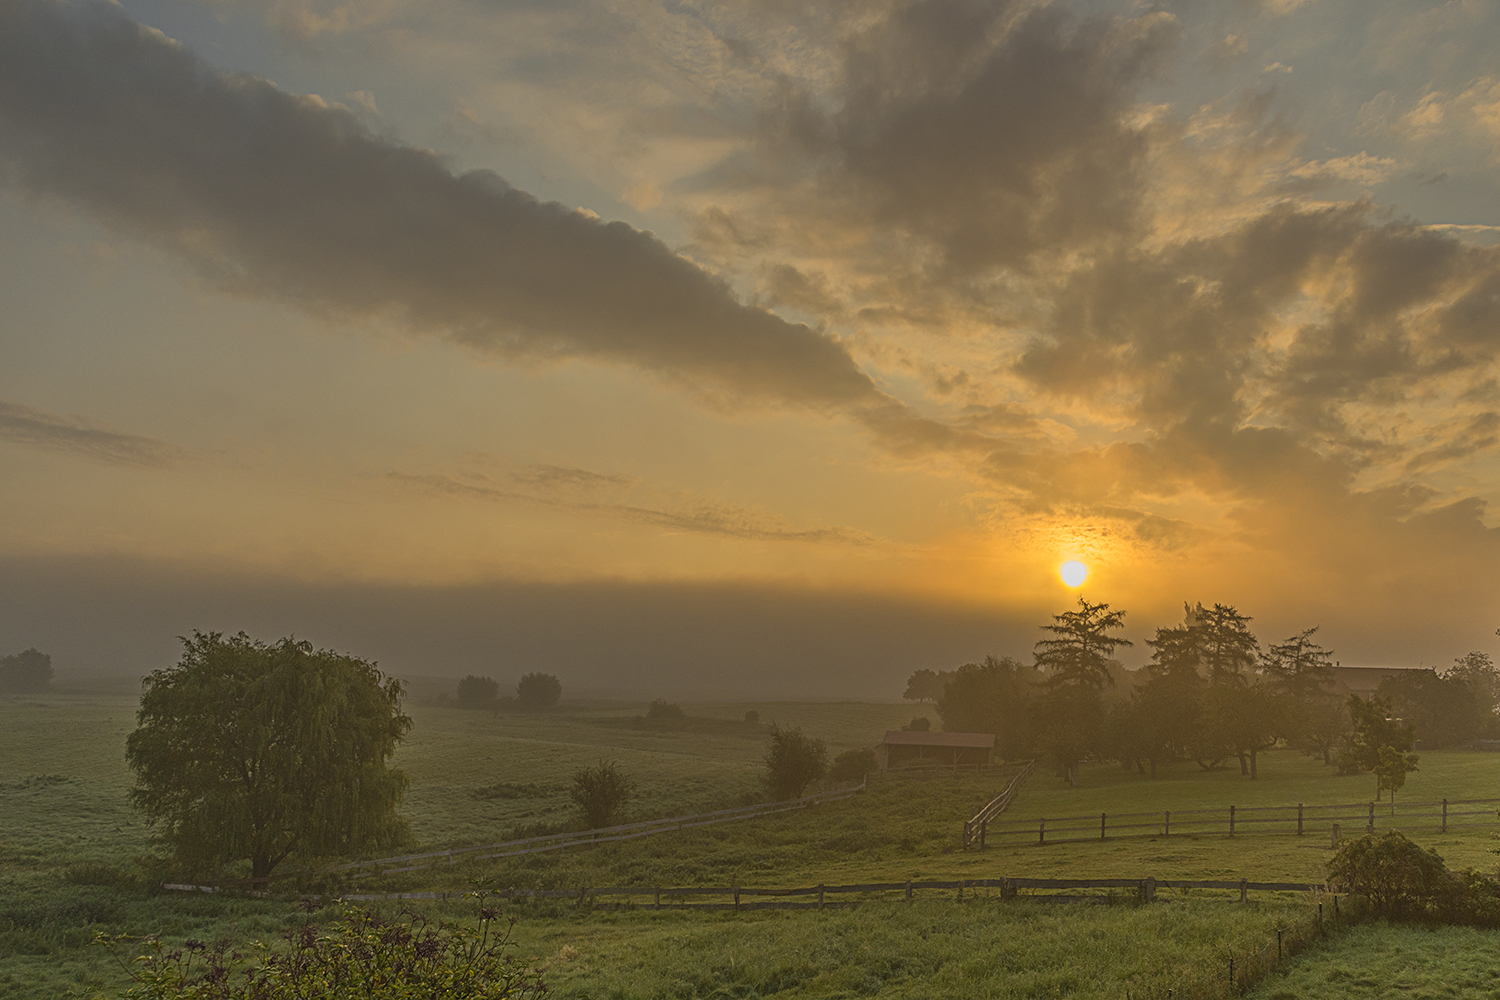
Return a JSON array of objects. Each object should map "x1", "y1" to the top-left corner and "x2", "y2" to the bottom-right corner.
[
  {"x1": 3, "y1": 690, "x2": 1499, "y2": 999},
  {"x1": 1246, "y1": 922, "x2": 1500, "y2": 999}
]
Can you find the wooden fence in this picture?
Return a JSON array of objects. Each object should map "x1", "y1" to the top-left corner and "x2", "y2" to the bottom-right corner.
[
  {"x1": 165, "y1": 874, "x2": 1327, "y2": 910},
  {"x1": 984, "y1": 796, "x2": 1500, "y2": 847},
  {"x1": 216, "y1": 780, "x2": 866, "y2": 887},
  {"x1": 962, "y1": 759, "x2": 1035, "y2": 848}
]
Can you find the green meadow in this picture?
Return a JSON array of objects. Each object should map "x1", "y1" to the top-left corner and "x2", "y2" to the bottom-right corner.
[{"x1": 3, "y1": 690, "x2": 1500, "y2": 998}]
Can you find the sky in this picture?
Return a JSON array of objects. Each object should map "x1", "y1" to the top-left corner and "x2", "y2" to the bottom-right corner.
[{"x1": 4, "y1": 0, "x2": 1500, "y2": 696}]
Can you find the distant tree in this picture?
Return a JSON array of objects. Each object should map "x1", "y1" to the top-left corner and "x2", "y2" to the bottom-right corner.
[
  {"x1": 515, "y1": 672, "x2": 562, "y2": 711},
  {"x1": 569, "y1": 760, "x2": 632, "y2": 828},
  {"x1": 1188, "y1": 603, "x2": 1259, "y2": 686},
  {"x1": 1374, "y1": 744, "x2": 1420, "y2": 803},
  {"x1": 646, "y1": 698, "x2": 684, "y2": 720},
  {"x1": 456, "y1": 674, "x2": 499, "y2": 708},
  {"x1": 763, "y1": 725, "x2": 828, "y2": 800},
  {"x1": 1341, "y1": 694, "x2": 1416, "y2": 775},
  {"x1": 0, "y1": 648, "x2": 53, "y2": 693},
  {"x1": 1447, "y1": 649, "x2": 1500, "y2": 723},
  {"x1": 828, "y1": 748, "x2": 878, "y2": 784},
  {"x1": 125, "y1": 632, "x2": 412, "y2": 882},
  {"x1": 744, "y1": 709, "x2": 760, "y2": 724},
  {"x1": 1034, "y1": 599, "x2": 1130, "y2": 786},
  {"x1": 1206, "y1": 681, "x2": 1281, "y2": 779},
  {"x1": 902, "y1": 716, "x2": 931, "y2": 732},
  {"x1": 1378, "y1": 669, "x2": 1483, "y2": 749},
  {"x1": 1034, "y1": 598, "x2": 1132, "y2": 690},
  {"x1": 902, "y1": 668, "x2": 952, "y2": 704},
  {"x1": 935, "y1": 656, "x2": 1039, "y2": 758},
  {"x1": 1262, "y1": 628, "x2": 1346, "y2": 764}
]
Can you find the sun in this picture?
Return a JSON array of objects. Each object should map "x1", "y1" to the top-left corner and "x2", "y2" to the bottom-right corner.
[{"x1": 1060, "y1": 560, "x2": 1089, "y2": 587}]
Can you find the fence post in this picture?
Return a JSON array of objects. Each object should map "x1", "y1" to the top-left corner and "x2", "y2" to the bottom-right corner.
[
  {"x1": 1332, "y1": 823, "x2": 1340, "y2": 848},
  {"x1": 1367, "y1": 802, "x2": 1374, "y2": 835},
  {"x1": 1101, "y1": 813, "x2": 1107, "y2": 840},
  {"x1": 1239, "y1": 878, "x2": 1247, "y2": 903},
  {"x1": 1297, "y1": 804, "x2": 1303, "y2": 836},
  {"x1": 980, "y1": 820, "x2": 987, "y2": 848},
  {"x1": 1443, "y1": 799, "x2": 1448, "y2": 833},
  {"x1": 1228, "y1": 956, "x2": 1234, "y2": 990},
  {"x1": 1039, "y1": 818, "x2": 1046, "y2": 844},
  {"x1": 734, "y1": 886, "x2": 741, "y2": 913},
  {"x1": 654, "y1": 888, "x2": 661, "y2": 910},
  {"x1": 1277, "y1": 928, "x2": 1283, "y2": 960},
  {"x1": 1164, "y1": 810, "x2": 1170, "y2": 837},
  {"x1": 1230, "y1": 805, "x2": 1236, "y2": 837},
  {"x1": 1144, "y1": 876, "x2": 1156, "y2": 903},
  {"x1": 905, "y1": 879, "x2": 913, "y2": 903},
  {"x1": 818, "y1": 884, "x2": 825, "y2": 910}
]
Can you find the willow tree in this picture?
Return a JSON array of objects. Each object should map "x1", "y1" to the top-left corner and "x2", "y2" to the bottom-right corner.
[{"x1": 126, "y1": 631, "x2": 412, "y2": 883}]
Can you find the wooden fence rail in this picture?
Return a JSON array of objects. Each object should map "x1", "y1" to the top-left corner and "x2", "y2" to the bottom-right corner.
[
  {"x1": 962, "y1": 760, "x2": 1035, "y2": 849},
  {"x1": 982, "y1": 797, "x2": 1500, "y2": 847},
  {"x1": 164, "y1": 874, "x2": 1328, "y2": 910}
]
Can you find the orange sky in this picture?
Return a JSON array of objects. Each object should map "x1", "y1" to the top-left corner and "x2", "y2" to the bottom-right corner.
[{"x1": 3, "y1": 0, "x2": 1500, "y2": 692}]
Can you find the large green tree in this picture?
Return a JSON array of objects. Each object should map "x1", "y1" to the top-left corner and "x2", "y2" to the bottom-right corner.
[
  {"x1": 125, "y1": 632, "x2": 413, "y2": 882},
  {"x1": 1034, "y1": 598, "x2": 1131, "y2": 785}
]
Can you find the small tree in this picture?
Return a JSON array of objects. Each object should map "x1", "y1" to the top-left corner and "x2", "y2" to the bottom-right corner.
[
  {"x1": 646, "y1": 698, "x2": 684, "y2": 720},
  {"x1": 902, "y1": 668, "x2": 950, "y2": 703},
  {"x1": 828, "y1": 748, "x2": 877, "y2": 784},
  {"x1": 515, "y1": 672, "x2": 562, "y2": 711},
  {"x1": 764, "y1": 725, "x2": 828, "y2": 800},
  {"x1": 456, "y1": 674, "x2": 500, "y2": 708},
  {"x1": 570, "y1": 760, "x2": 632, "y2": 828},
  {"x1": 1374, "y1": 744, "x2": 1419, "y2": 803},
  {"x1": 126, "y1": 632, "x2": 411, "y2": 882},
  {"x1": 0, "y1": 648, "x2": 53, "y2": 693}
]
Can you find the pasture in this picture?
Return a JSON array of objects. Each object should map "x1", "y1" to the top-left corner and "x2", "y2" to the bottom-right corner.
[
  {"x1": 3, "y1": 689, "x2": 1500, "y2": 998},
  {"x1": 1247, "y1": 922, "x2": 1500, "y2": 999}
]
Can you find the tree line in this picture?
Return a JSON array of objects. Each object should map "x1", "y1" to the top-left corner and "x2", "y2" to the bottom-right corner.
[{"x1": 905, "y1": 599, "x2": 1500, "y2": 787}]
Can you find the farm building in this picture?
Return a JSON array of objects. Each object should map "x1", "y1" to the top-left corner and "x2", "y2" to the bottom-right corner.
[{"x1": 876, "y1": 731, "x2": 994, "y2": 770}]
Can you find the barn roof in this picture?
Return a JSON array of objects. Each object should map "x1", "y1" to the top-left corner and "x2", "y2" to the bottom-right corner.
[{"x1": 880, "y1": 731, "x2": 995, "y2": 748}]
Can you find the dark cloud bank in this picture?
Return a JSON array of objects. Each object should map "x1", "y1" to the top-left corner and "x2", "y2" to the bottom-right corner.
[
  {"x1": 0, "y1": 555, "x2": 1040, "y2": 699},
  {"x1": 0, "y1": 0, "x2": 888, "y2": 415}
]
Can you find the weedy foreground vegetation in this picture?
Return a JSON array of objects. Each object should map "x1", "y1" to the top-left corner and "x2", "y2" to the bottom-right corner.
[{"x1": 4, "y1": 689, "x2": 1500, "y2": 998}]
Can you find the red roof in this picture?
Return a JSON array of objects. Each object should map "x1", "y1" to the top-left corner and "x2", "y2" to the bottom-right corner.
[{"x1": 880, "y1": 731, "x2": 995, "y2": 748}]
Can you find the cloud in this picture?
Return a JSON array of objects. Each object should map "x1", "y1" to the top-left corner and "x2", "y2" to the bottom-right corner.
[
  {"x1": 0, "y1": 0, "x2": 897, "y2": 418},
  {"x1": 388, "y1": 471, "x2": 879, "y2": 546},
  {"x1": 0, "y1": 400, "x2": 189, "y2": 467}
]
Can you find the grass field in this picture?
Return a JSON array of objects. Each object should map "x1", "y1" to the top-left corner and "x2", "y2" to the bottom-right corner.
[
  {"x1": 1247, "y1": 922, "x2": 1500, "y2": 999},
  {"x1": 4, "y1": 689, "x2": 1500, "y2": 998}
]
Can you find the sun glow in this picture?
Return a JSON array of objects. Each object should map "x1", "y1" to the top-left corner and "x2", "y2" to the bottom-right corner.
[{"x1": 1060, "y1": 560, "x2": 1089, "y2": 587}]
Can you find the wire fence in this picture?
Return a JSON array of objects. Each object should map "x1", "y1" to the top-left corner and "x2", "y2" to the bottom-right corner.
[{"x1": 985, "y1": 797, "x2": 1500, "y2": 847}]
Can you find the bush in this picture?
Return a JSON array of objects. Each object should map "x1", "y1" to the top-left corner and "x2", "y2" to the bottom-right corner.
[
  {"x1": 744, "y1": 710, "x2": 760, "y2": 723},
  {"x1": 902, "y1": 716, "x2": 931, "y2": 732},
  {"x1": 456, "y1": 674, "x2": 499, "y2": 708},
  {"x1": 828, "y1": 748, "x2": 877, "y2": 783},
  {"x1": 96, "y1": 901, "x2": 546, "y2": 998},
  {"x1": 1327, "y1": 832, "x2": 1453, "y2": 920},
  {"x1": 515, "y1": 672, "x2": 562, "y2": 710},
  {"x1": 0, "y1": 648, "x2": 52, "y2": 694},
  {"x1": 763, "y1": 725, "x2": 828, "y2": 800},
  {"x1": 570, "y1": 760, "x2": 632, "y2": 828},
  {"x1": 646, "y1": 698, "x2": 684, "y2": 720}
]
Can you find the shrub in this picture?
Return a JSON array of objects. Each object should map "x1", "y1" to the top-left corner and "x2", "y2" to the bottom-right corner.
[
  {"x1": 763, "y1": 725, "x2": 828, "y2": 800},
  {"x1": 515, "y1": 672, "x2": 562, "y2": 710},
  {"x1": 744, "y1": 710, "x2": 760, "y2": 723},
  {"x1": 828, "y1": 748, "x2": 877, "y2": 783},
  {"x1": 646, "y1": 698, "x2": 684, "y2": 720},
  {"x1": 0, "y1": 648, "x2": 52, "y2": 694},
  {"x1": 902, "y1": 716, "x2": 931, "y2": 732},
  {"x1": 570, "y1": 760, "x2": 632, "y2": 828},
  {"x1": 1327, "y1": 832, "x2": 1452, "y2": 920},
  {"x1": 96, "y1": 901, "x2": 546, "y2": 998},
  {"x1": 456, "y1": 674, "x2": 500, "y2": 708}
]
